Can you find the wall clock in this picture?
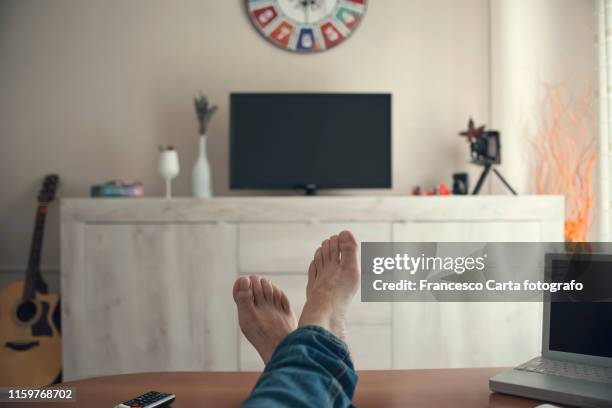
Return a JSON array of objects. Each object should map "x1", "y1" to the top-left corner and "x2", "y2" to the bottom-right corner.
[{"x1": 247, "y1": 0, "x2": 367, "y2": 53}]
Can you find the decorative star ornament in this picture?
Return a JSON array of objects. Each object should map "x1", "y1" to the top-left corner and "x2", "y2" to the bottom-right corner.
[{"x1": 459, "y1": 118, "x2": 486, "y2": 142}]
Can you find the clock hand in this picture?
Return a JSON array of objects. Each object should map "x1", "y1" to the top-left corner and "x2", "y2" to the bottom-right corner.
[
  {"x1": 299, "y1": 0, "x2": 310, "y2": 24},
  {"x1": 302, "y1": 0, "x2": 320, "y2": 24}
]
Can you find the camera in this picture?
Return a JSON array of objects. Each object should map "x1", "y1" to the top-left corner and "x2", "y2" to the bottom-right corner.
[
  {"x1": 458, "y1": 119, "x2": 515, "y2": 195},
  {"x1": 469, "y1": 130, "x2": 500, "y2": 165}
]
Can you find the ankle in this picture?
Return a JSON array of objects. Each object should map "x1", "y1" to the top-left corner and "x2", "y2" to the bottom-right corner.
[{"x1": 298, "y1": 303, "x2": 331, "y2": 330}]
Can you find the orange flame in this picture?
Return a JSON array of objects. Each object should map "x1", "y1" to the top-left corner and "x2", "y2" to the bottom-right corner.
[{"x1": 531, "y1": 84, "x2": 596, "y2": 242}]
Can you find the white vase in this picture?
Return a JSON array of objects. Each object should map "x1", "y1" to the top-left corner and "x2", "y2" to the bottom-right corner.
[{"x1": 192, "y1": 135, "x2": 212, "y2": 198}]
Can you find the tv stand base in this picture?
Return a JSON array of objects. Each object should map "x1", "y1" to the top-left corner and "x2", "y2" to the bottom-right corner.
[{"x1": 296, "y1": 184, "x2": 318, "y2": 196}]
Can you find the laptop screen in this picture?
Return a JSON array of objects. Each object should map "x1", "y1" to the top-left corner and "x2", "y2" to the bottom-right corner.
[{"x1": 548, "y1": 259, "x2": 612, "y2": 358}]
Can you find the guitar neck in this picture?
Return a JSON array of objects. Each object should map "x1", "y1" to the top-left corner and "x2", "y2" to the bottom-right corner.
[{"x1": 23, "y1": 205, "x2": 49, "y2": 300}]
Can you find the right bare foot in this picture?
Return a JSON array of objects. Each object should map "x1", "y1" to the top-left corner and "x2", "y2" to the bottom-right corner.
[{"x1": 298, "y1": 230, "x2": 360, "y2": 342}]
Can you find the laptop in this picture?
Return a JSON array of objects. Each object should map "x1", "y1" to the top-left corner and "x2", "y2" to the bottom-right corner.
[{"x1": 490, "y1": 253, "x2": 612, "y2": 408}]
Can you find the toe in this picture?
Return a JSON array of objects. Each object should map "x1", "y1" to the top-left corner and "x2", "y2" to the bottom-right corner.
[
  {"x1": 233, "y1": 277, "x2": 254, "y2": 309},
  {"x1": 250, "y1": 275, "x2": 265, "y2": 306},
  {"x1": 280, "y1": 290, "x2": 291, "y2": 314},
  {"x1": 339, "y1": 230, "x2": 358, "y2": 266},
  {"x1": 314, "y1": 247, "x2": 324, "y2": 270},
  {"x1": 261, "y1": 278, "x2": 274, "y2": 302},
  {"x1": 272, "y1": 283, "x2": 282, "y2": 307},
  {"x1": 233, "y1": 276, "x2": 251, "y2": 301},
  {"x1": 322, "y1": 239, "x2": 331, "y2": 262},
  {"x1": 339, "y1": 230, "x2": 357, "y2": 246},
  {"x1": 330, "y1": 235, "x2": 340, "y2": 263}
]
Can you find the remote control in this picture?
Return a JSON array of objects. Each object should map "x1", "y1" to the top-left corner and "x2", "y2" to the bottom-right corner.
[{"x1": 114, "y1": 391, "x2": 176, "y2": 408}]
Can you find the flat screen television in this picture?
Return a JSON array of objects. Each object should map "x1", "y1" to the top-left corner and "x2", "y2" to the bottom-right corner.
[{"x1": 230, "y1": 93, "x2": 392, "y2": 194}]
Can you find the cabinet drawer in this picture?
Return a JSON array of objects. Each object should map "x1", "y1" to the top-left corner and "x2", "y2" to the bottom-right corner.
[
  {"x1": 392, "y1": 302, "x2": 541, "y2": 369},
  {"x1": 67, "y1": 223, "x2": 239, "y2": 379},
  {"x1": 239, "y1": 222, "x2": 391, "y2": 273}
]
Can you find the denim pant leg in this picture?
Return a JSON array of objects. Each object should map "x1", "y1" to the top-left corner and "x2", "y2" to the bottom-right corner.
[{"x1": 241, "y1": 325, "x2": 358, "y2": 408}]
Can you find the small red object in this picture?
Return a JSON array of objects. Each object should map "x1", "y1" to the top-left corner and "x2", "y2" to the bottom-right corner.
[{"x1": 438, "y1": 183, "x2": 450, "y2": 195}]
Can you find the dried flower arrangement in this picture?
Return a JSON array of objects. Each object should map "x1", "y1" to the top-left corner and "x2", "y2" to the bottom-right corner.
[
  {"x1": 531, "y1": 84, "x2": 596, "y2": 242},
  {"x1": 194, "y1": 93, "x2": 218, "y2": 136}
]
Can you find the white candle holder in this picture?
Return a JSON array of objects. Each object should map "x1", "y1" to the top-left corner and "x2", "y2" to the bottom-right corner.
[{"x1": 158, "y1": 147, "x2": 180, "y2": 199}]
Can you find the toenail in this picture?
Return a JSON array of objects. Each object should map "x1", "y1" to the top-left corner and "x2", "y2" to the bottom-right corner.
[{"x1": 239, "y1": 278, "x2": 250, "y2": 290}]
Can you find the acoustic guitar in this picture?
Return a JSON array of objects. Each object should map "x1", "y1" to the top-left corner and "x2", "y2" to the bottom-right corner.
[{"x1": 0, "y1": 175, "x2": 62, "y2": 386}]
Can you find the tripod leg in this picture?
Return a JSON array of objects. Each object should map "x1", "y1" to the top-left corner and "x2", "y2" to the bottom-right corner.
[
  {"x1": 492, "y1": 168, "x2": 518, "y2": 195},
  {"x1": 472, "y1": 164, "x2": 492, "y2": 195}
]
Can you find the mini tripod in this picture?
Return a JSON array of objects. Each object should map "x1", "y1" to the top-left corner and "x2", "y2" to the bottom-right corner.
[{"x1": 472, "y1": 163, "x2": 517, "y2": 195}]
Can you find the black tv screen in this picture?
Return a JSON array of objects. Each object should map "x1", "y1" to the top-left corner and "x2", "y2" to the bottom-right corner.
[{"x1": 230, "y1": 93, "x2": 391, "y2": 191}]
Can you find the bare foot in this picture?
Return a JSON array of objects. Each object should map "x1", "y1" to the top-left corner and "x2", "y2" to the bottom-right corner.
[
  {"x1": 233, "y1": 276, "x2": 297, "y2": 364},
  {"x1": 298, "y1": 230, "x2": 360, "y2": 342}
]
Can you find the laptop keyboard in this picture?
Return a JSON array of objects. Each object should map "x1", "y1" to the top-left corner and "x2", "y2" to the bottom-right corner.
[{"x1": 516, "y1": 357, "x2": 612, "y2": 384}]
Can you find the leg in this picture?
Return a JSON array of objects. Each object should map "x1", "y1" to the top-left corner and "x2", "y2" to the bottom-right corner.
[
  {"x1": 243, "y1": 325, "x2": 358, "y2": 408},
  {"x1": 239, "y1": 231, "x2": 361, "y2": 407},
  {"x1": 472, "y1": 163, "x2": 492, "y2": 195},
  {"x1": 492, "y1": 168, "x2": 518, "y2": 195}
]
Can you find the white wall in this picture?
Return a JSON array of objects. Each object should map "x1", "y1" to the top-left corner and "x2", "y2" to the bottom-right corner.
[
  {"x1": 490, "y1": 0, "x2": 597, "y2": 195},
  {"x1": 0, "y1": 0, "x2": 596, "y2": 278}
]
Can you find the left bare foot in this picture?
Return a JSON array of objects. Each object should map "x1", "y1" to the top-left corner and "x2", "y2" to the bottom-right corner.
[{"x1": 233, "y1": 276, "x2": 297, "y2": 364}]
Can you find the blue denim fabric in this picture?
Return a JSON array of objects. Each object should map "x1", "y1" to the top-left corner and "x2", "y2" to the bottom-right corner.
[{"x1": 242, "y1": 325, "x2": 358, "y2": 408}]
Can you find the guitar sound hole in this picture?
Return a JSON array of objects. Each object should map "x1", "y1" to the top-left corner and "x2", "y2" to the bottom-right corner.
[{"x1": 16, "y1": 301, "x2": 37, "y2": 323}]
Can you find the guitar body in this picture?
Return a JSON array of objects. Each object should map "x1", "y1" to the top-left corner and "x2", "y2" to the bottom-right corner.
[{"x1": 0, "y1": 280, "x2": 61, "y2": 386}]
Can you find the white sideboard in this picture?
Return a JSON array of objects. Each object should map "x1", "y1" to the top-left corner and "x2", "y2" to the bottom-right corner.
[{"x1": 60, "y1": 196, "x2": 563, "y2": 380}]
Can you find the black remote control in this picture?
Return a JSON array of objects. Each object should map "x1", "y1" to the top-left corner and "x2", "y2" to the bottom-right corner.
[{"x1": 115, "y1": 391, "x2": 176, "y2": 408}]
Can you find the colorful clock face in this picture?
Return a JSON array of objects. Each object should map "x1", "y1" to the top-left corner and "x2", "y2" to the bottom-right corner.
[{"x1": 248, "y1": 0, "x2": 367, "y2": 53}]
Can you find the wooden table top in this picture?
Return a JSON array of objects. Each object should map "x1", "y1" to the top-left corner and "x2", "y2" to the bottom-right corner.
[{"x1": 4, "y1": 368, "x2": 543, "y2": 407}]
